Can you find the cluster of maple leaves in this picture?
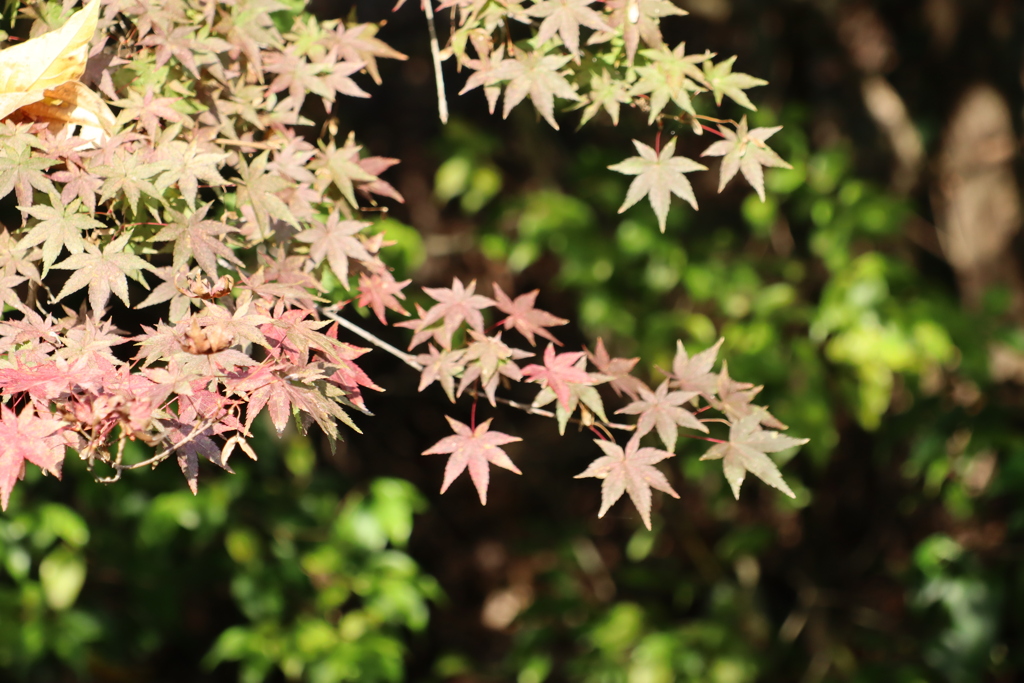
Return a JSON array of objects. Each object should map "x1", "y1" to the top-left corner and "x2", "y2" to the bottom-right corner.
[{"x1": 0, "y1": 0, "x2": 804, "y2": 529}]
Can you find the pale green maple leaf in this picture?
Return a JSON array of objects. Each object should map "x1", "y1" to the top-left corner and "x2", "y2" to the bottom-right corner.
[
  {"x1": 526, "y1": 0, "x2": 612, "y2": 59},
  {"x1": 54, "y1": 232, "x2": 154, "y2": 315},
  {"x1": 608, "y1": 137, "x2": 707, "y2": 232},
  {"x1": 629, "y1": 42, "x2": 709, "y2": 124},
  {"x1": 17, "y1": 197, "x2": 102, "y2": 275},
  {"x1": 492, "y1": 51, "x2": 581, "y2": 130},
  {"x1": 700, "y1": 414, "x2": 807, "y2": 499},
  {"x1": 702, "y1": 55, "x2": 767, "y2": 111},
  {"x1": 701, "y1": 115, "x2": 791, "y2": 201},
  {"x1": 580, "y1": 69, "x2": 632, "y2": 126}
]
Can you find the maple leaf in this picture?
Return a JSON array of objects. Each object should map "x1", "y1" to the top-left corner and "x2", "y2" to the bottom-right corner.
[
  {"x1": 700, "y1": 414, "x2": 807, "y2": 499},
  {"x1": 92, "y1": 146, "x2": 166, "y2": 217},
  {"x1": 416, "y1": 345, "x2": 465, "y2": 403},
  {"x1": 312, "y1": 136, "x2": 379, "y2": 208},
  {"x1": 357, "y1": 269, "x2": 410, "y2": 323},
  {"x1": 526, "y1": 0, "x2": 612, "y2": 59},
  {"x1": 666, "y1": 337, "x2": 722, "y2": 396},
  {"x1": 532, "y1": 375, "x2": 609, "y2": 435},
  {"x1": 629, "y1": 43, "x2": 708, "y2": 123},
  {"x1": 0, "y1": 404, "x2": 66, "y2": 510},
  {"x1": 0, "y1": 142, "x2": 57, "y2": 209},
  {"x1": 608, "y1": 137, "x2": 707, "y2": 232},
  {"x1": 616, "y1": 379, "x2": 706, "y2": 452},
  {"x1": 153, "y1": 139, "x2": 229, "y2": 209},
  {"x1": 151, "y1": 203, "x2": 243, "y2": 278},
  {"x1": 328, "y1": 21, "x2": 408, "y2": 85},
  {"x1": 575, "y1": 433, "x2": 678, "y2": 530},
  {"x1": 700, "y1": 116, "x2": 792, "y2": 201},
  {"x1": 712, "y1": 360, "x2": 787, "y2": 430},
  {"x1": 401, "y1": 278, "x2": 495, "y2": 350},
  {"x1": 702, "y1": 56, "x2": 767, "y2": 111},
  {"x1": 492, "y1": 51, "x2": 581, "y2": 130},
  {"x1": 459, "y1": 44, "x2": 506, "y2": 114},
  {"x1": 589, "y1": 0, "x2": 687, "y2": 63},
  {"x1": 580, "y1": 69, "x2": 632, "y2": 126},
  {"x1": 17, "y1": 197, "x2": 101, "y2": 275},
  {"x1": 422, "y1": 416, "x2": 521, "y2": 505},
  {"x1": 294, "y1": 214, "x2": 372, "y2": 284},
  {"x1": 522, "y1": 343, "x2": 593, "y2": 411},
  {"x1": 54, "y1": 232, "x2": 154, "y2": 315},
  {"x1": 114, "y1": 87, "x2": 186, "y2": 137},
  {"x1": 586, "y1": 337, "x2": 646, "y2": 399},
  {"x1": 51, "y1": 162, "x2": 102, "y2": 213},
  {"x1": 136, "y1": 265, "x2": 194, "y2": 323},
  {"x1": 492, "y1": 283, "x2": 568, "y2": 346},
  {"x1": 456, "y1": 330, "x2": 532, "y2": 406},
  {"x1": 235, "y1": 151, "x2": 300, "y2": 240}
]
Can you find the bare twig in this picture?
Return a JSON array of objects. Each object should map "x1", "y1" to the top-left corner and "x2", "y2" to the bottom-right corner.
[
  {"x1": 322, "y1": 306, "x2": 423, "y2": 370},
  {"x1": 423, "y1": 0, "x2": 449, "y2": 124}
]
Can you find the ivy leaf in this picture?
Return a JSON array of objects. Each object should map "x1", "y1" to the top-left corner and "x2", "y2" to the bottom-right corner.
[
  {"x1": 17, "y1": 197, "x2": 101, "y2": 275},
  {"x1": 702, "y1": 55, "x2": 767, "y2": 111},
  {"x1": 525, "y1": 0, "x2": 612, "y2": 59},
  {"x1": 608, "y1": 137, "x2": 707, "y2": 232},
  {"x1": 492, "y1": 282, "x2": 568, "y2": 346},
  {"x1": 54, "y1": 232, "x2": 153, "y2": 314},
  {"x1": 575, "y1": 433, "x2": 678, "y2": 530},
  {"x1": 493, "y1": 51, "x2": 581, "y2": 130},
  {"x1": 700, "y1": 115, "x2": 791, "y2": 201},
  {"x1": 616, "y1": 379, "x2": 707, "y2": 452},
  {"x1": 151, "y1": 203, "x2": 243, "y2": 278},
  {"x1": 522, "y1": 343, "x2": 593, "y2": 411},
  {"x1": 422, "y1": 416, "x2": 522, "y2": 505},
  {"x1": 666, "y1": 337, "x2": 722, "y2": 396},
  {"x1": 700, "y1": 414, "x2": 807, "y2": 499},
  {"x1": 0, "y1": 404, "x2": 66, "y2": 511},
  {"x1": 294, "y1": 214, "x2": 372, "y2": 283},
  {"x1": 629, "y1": 43, "x2": 708, "y2": 123}
]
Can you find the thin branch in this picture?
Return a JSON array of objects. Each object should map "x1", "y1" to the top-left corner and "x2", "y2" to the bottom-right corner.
[
  {"x1": 321, "y1": 306, "x2": 423, "y2": 370},
  {"x1": 423, "y1": 0, "x2": 449, "y2": 124}
]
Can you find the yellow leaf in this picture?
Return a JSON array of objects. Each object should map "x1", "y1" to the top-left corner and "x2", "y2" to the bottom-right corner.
[{"x1": 0, "y1": 0, "x2": 100, "y2": 101}]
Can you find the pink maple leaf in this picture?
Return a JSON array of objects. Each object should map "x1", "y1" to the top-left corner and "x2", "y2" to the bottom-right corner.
[
  {"x1": 492, "y1": 282, "x2": 568, "y2": 346},
  {"x1": 521, "y1": 343, "x2": 593, "y2": 411},
  {"x1": 422, "y1": 416, "x2": 521, "y2": 505},
  {"x1": 0, "y1": 405, "x2": 66, "y2": 510}
]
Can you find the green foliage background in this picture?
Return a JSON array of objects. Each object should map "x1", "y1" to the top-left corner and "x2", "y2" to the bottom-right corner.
[{"x1": 2, "y1": 0, "x2": 1024, "y2": 681}]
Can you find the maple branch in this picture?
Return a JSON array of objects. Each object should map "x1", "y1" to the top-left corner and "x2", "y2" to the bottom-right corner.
[
  {"x1": 491, "y1": 395, "x2": 636, "y2": 432},
  {"x1": 423, "y1": 0, "x2": 449, "y2": 124},
  {"x1": 321, "y1": 307, "x2": 424, "y2": 371},
  {"x1": 213, "y1": 138, "x2": 285, "y2": 150}
]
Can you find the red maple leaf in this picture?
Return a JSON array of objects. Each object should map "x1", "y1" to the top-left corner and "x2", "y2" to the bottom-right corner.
[
  {"x1": 521, "y1": 343, "x2": 593, "y2": 411},
  {"x1": 574, "y1": 433, "x2": 679, "y2": 530},
  {"x1": 400, "y1": 278, "x2": 495, "y2": 350},
  {"x1": 0, "y1": 405, "x2": 67, "y2": 510},
  {"x1": 357, "y1": 269, "x2": 410, "y2": 324},
  {"x1": 492, "y1": 283, "x2": 568, "y2": 346},
  {"x1": 422, "y1": 416, "x2": 521, "y2": 505},
  {"x1": 586, "y1": 337, "x2": 646, "y2": 399}
]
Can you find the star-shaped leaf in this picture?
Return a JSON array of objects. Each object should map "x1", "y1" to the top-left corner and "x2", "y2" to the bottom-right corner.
[
  {"x1": 422, "y1": 416, "x2": 522, "y2": 505},
  {"x1": 492, "y1": 282, "x2": 568, "y2": 346},
  {"x1": 54, "y1": 232, "x2": 153, "y2": 314},
  {"x1": 586, "y1": 337, "x2": 646, "y2": 399},
  {"x1": 699, "y1": 414, "x2": 807, "y2": 499},
  {"x1": 0, "y1": 404, "x2": 66, "y2": 510},
  {"x1": 492, "y1": 51, "x2": 581, "y2": 129},
  {"x1": 575, "y1": 433, "x2": 678, "y2": 530},
  {"x1": 580, "y1": 68, "x2": 633, "y2": 126},
  {"x1": 416, "y1": 345, "x2": 465, "y2": 402},
  {"x1": 17, "y1": 197, "x2": 101, "y2": 275},
  {"x1": 589, "y1": 0, "x2": 687, "y2": 64},
  {"x1": 616, "y1": 379, "x2": 707, "y2": 452},
  {"x1": 150, "y1": 203, "x2": 243, "y2": 278},
  {"x1": 294, "y1": 214, "x2": 372, "y2": 284},
  {"x1": 666, "y1": 337, "x2": 722, "y2": 395},
  {"x1": 526, "y1": 0, "x2": 612, "y2": 59},
  {"x1": 522, "y1": 343, "x2": 593, "y2": 411},
  {"x1": 702, "y1": 55, "x2": 767, "y2": 111},
  {"x1": 608, "y1": 137, "x2": 707, "y2": 232},
  {"x1": 629, "y1": 42, "x2": 708, "y2": 123},
  {"x1": 398, "y1": 277, "x2": 495, "y2": 350},
  {"x1": 701, "y1": 115, "x2": 791, "y2": 201}
]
